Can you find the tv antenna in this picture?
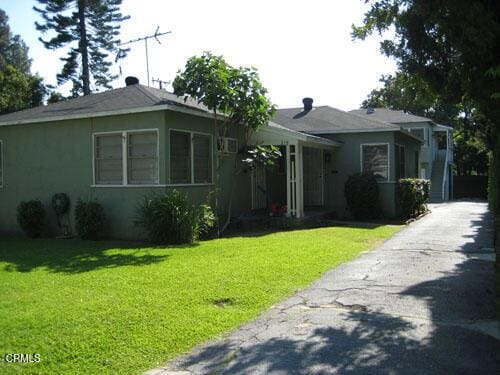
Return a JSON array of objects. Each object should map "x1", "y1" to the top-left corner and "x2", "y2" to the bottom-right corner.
[
  {"x1": 118, "y1": 26, "x2": 172, "y2": 86},
  {"x1": 152, "y1": 78, "x2": 171, "y2": 90}
]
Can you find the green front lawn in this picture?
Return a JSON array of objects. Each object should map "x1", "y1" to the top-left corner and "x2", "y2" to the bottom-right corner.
[{"x1": 0, "y1": 225, "x2": 400, "y2": 374}]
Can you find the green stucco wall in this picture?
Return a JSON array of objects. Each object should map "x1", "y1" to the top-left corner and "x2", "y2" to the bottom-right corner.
[
  {"x1": 0, "y1": 110, "x2": 251, "y2": 239},
  {"x1": 321, "y1": 131, "x2": 421, "y2": 218}
]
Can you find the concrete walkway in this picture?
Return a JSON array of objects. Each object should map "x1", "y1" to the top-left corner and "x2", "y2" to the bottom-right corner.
[{"x1": 149, "y1": 201, "x2": 498, "y2": 374}]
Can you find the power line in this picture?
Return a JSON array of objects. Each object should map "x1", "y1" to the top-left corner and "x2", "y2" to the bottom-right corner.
[{"x1": 118, "y1": 26, "x2": 172, "y2": 86}]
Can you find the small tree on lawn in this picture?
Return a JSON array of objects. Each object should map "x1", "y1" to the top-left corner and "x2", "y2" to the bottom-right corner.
[{"x1": 173, "y1": 52, "x2": 276, "y2": 232}]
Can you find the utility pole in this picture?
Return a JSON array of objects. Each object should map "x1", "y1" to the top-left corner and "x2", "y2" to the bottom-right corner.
[{"x1": 118, "y1": 26, "x2": 171, "y2": 86}]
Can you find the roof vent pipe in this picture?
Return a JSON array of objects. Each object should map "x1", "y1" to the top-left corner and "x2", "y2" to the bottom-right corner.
[
  {"x1": 303, "y1": 97, "x2": 313, "y2": 111},
  {"x1": 125, "y1": 76, "x2": 139, "y2": 86}
]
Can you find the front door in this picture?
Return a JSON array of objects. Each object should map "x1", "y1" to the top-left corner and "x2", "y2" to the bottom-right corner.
[
  {"x1": 303, "y1": 147, "x2": 324, "y2": 206},
  {"x1": 251, "y1": 164, "x2": 267, "y2": 210}
]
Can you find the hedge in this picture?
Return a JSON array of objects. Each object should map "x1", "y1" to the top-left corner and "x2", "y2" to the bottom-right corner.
[{"x1": 397, "y1": 178, "x2": 430, "y2": 220}]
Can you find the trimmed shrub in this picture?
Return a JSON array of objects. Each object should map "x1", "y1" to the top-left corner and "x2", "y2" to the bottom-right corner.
[
  {"x1": 135, "y1": 190, "x2": 215, "y2": 245},
  {"x1": 397, "y1": 178, "x2": 431, "y2": 220},
  {"x1": 75, "y1": 199, "x2": 105, "y2": 240},
  {"x1": 17, "y1": 200, "x2": 45, "y2": 238},
  {"x1": 344, "y1": 173, "x2": 381, "y2": 220}
]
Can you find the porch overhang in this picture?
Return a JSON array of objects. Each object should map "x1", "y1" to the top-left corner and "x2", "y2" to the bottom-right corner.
[
  {"x1": 248, "y1": 122, "x2": 340, "y2": 219},
  {"x1": 249, "y1": 122, "x2": 341, "y2": 149},
  {"x1": 435, "y1": 124, "x2": 454, "y2": 132}
]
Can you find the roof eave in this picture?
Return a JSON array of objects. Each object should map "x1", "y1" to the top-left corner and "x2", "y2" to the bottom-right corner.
[
  {"x1": 304, "y1": 127, "x2": 399, "y2": 135},
  {"x1": 0, "y1": 103, "x2": 219, "y2": 127}
]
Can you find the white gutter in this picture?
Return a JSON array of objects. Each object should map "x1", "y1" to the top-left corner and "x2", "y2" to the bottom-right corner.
[{"x1": 435, "y1": 124, "x2": 454, "y2": 132}]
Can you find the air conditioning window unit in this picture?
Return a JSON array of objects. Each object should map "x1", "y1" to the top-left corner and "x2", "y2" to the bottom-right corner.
[{"x1": 217, "y1": 137, "x2": 238, "y2": 154}]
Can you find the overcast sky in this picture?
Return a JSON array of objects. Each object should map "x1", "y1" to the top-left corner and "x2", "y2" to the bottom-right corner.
[{"x1": 2, "y1": 0, "x2": 396, "y2": 110}]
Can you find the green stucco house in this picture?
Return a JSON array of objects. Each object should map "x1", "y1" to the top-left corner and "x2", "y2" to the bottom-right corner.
[{"x1": 0, "y1": 81, "x2": 452, "y2": 239}]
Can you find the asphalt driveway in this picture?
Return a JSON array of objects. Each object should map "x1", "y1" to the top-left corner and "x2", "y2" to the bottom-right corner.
[{"x1": 149, "y1": 201, "x2": 498, "y2": 374}]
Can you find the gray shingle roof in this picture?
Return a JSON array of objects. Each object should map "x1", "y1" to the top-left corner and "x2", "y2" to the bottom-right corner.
[
  {"x1": 0, "y1": 84, "x2": 208, "y2": 125},
  {"x1": 274, "y1": 106, "x2": 400, "y2": 134},
  {"x1": 349, "y1": 107, "x2": 434, "y2": 124}
]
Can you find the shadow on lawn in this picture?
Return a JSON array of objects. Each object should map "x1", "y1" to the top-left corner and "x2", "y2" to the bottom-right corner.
[
  {"x1": 223, "y1": 220, "x2": 388, "y2": 239},
  {"x1": 170, "y1": 205, "x2": 498, "y2": 374},
  {"x1": 0, "y1": 237, "x2": 185, "y2": 274}
]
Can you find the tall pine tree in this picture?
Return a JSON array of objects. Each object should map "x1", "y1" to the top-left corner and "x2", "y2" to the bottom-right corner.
[{"x1": 34, "y1": 0, "x2": 129, "y2": 96}]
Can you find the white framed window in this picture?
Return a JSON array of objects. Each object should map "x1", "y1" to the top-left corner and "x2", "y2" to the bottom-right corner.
[
  {"x1": 217, "y1": 137, "x2": 238, "y2": 154},
  {"x1": 361, "y1": 143, "x2": 389, "y2": 181},
  {"x1": 170, "y1": 130, "x2": 213, "y2": 185},
  {"x1": 0, "y1": 140, "x2": 3, "y2": 188},
  {"x1": 93, "y1": 129, "x2": 159, "y2": 186}
]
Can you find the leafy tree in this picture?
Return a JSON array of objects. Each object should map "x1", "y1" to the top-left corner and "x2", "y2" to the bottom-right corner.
[
  {"x1": 47, "y1": 91, "x2": 66, "y2": 104},
  {"x1": 0, "y1": 8, "x2": 45, "y2": 114},
  {"x1": 34, "y1": 0, "x2": 129, "y2": 96},
  {"x1": 173, "y1": 52, "x2": 276, "y2": 232},
  {"x1": 0, "y1": 9, "x2": 31, "y2": 73},
  {"x1": 362, "y1": 72, "x2": 460, "y2": 123},
  {"x1": 0, "y1": 65, "x2": 44, "y2": 114},
  {"x1": 353, "y1": 0, "x2": 500, "y2": 211}
]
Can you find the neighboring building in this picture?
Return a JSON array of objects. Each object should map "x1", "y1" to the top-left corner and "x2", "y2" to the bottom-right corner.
[
  {"x1": 350, "y1": 108, "x2": 454, "y2": 202},
  {"x1": 270, "y1": 100, "x2": 422, "y2": 218},
  {"x1": 0, "y1": 83, "x2": 432, "y2": 239}
]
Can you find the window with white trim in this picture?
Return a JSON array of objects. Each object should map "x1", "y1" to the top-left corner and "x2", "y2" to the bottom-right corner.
[
  {"x1": 94, "y1": 130, "x2": 158, "y2": 185},
  {"x1": 127, "y1": 132, "x2": 158, "y2": 184},
  {"x1": 361, "y1": 144, "x2": 389, "y2": 181},
  {"x1": 170, "y1": 130, "x2": 212, "y2": 184},
  {"x1": 0, "y1": 140, "x2": 3, "y2": 187}
]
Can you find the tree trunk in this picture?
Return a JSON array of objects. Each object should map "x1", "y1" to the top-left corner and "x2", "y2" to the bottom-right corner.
[
  {"x1": 78, "y1": 0, "x2": 91, "y2": 95},
  {"x1": 213, "y1": 109, "x2": 221, "y2": 237}
]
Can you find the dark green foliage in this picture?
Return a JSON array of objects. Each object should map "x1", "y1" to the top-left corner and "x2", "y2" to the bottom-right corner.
[
  {"x1": 489, "y1": 141, "x2": 500, "y2": 213},
  {"x1": 75, "y1": 199, "x2": 105, "y2": 240},
  {"x1": 354, "y1": 0, "x2": 500, "y2": 213},
  {"x1": 242, "y1": 145, "x2": 282, "y2": 171},
  {"x1": 173, "y1": 52, "x2": 276, "y2": 133},
  {"x1": 0, "y1": 9, "x2": 45, "y2": 114},
  {"x1": 33, "y1": 0, "x2": 129, "y2": 96},
  {"x1": 344, "y1": 173, "x2": 381, "y2": 220},
  {"x1": 397, "y1": 178, "x2": 430, "y2": 220},
  {"x1": 17, "y1": 200, "x2": 45, "y2": 238},
  {"x1": 46, "y1": 91, "x2": 66, "y2": 104},
  {"x1": 0, "y1": 9, "x2": 30, "y2": 73},
  {"x1": 197, "y1": 203, "x2": 217, "y2": 240},
  {"x1": 135, "y1": 190, "x2": 216, "y2": 245}
]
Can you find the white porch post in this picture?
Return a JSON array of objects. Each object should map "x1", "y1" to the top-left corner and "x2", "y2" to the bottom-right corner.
[
  {"x1": 285, "y1": 142, "x2": 302, "y2": 218},
  {"x1": 286, "y1": 143, "x2": 291, "y2": 217},
  {"x1": 296, "y1": 144, "x2": 304, "y2": 218}
]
